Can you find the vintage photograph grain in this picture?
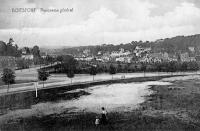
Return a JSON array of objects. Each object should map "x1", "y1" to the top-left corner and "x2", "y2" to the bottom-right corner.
[{"x1": 1, "y1": 0, "x2": 200, "y2": 131}]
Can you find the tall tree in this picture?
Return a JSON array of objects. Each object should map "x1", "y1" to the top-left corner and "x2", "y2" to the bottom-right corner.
[
  {"x1": 32, "y1": 45, "x2": 40, "y2": 58},
  {"x1": 57, "y1": 55, "x2": 64, "y2": 64},
  {"x1": 181, "y1": 62, "x2": 188, "y2": 72},
  {"x1": 90, "y1": 66, "x2": 97, "y2": 81},
  {"x1": 38, "y1": 69, "x2": 50, "y2": 88},
  {"x1": 109, "y1": 64, "x2": 116, "y2": 79},
  {"x1": 16, "y1": 59, "x2": 25, "y2": 71},
  {"x1": 141, "y1": 63, "x2": 147, "y2": 77},
  {"x1": 0, "y1": 41, "x2": 7, "y2": 55},
  {"x1": 62, "y1": 55, "x2": 77, "y2": 83},
  {"x1": 1, "y1": 68, "x2": 15, "y2": 92},
  {"x1": 46, "y1": 55, "x2": 54, "y2": 66},
  {"x1": 67, "y1": 69, "x2": 74, "y2": 84},
  {"x1": 23, "y1": 47, "x2": 31, "y2": 54},
  {"x1": 117, "y1": 62, "x2": 122, "y2": 73}
]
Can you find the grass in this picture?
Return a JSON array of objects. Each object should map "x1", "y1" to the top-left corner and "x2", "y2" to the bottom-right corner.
[
  {"x1": 0, "y1": 80, "x2": 35, "y2": 86},
  {"x1": 2, "y1": 110, "x2": 198, "y2": 131},
  {"x1": 1, "y1": 75, "x2": 200, "y2": 131}
]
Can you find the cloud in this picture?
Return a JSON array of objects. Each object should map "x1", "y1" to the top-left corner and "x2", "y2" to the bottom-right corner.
[{"x1": 0, "y1": 0, "x2": 200, "y2": 47}]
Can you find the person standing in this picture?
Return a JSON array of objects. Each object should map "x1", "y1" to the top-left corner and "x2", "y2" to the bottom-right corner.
[
  {"x1": 95, "y1": 116, "x2": 100, "y2": 126},
  {"x1": 101, "y1": 107, "x2": 107, "y2": 125}
]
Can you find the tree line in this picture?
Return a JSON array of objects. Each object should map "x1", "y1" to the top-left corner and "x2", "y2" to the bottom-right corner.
[
  {"x1": 1, "y1": 58, "x2": 199, "y2": 92},
  {"x1": 48, "y1": 59, "x2": 200, "y2": 74},
  {"x1": 0, "y1": 38, "x2": 42, "y2": 58}
]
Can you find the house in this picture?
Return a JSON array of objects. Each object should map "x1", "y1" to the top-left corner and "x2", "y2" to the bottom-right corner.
[
  {"x1": 148, "y1": 53, "x2": 164, "y2": 62},
  {"x1": 97, "y1": 51, "x2": 102, "y2": 55},
  {"x1": 125, "y1": 57, "x2": 132, "y2": 63},
  {"x1": 75, "y1": 56, "x2": 94, "y2": 61},
  {"x1": 111, "y1": 51, "x2": 121, "y2": 58},
  {"x1": 180, "y1": 52, "x2": 196, "y2": 62},
  {"x1": 96, "y1": 58, "x2": 103, "y2": 62},
  {"x1": 188, "y1": 46, "x2": 195, "y2": 52},
  {"x1": 21, "y1": 48, "x2": 27, "y2": 54},
  {"x1": 48, "y1": 54, "x2": 58, "y2": 58},
  {"x1": 116, "y1": 56, "x2": 132, "y2": 63},
  {"x1": 85, "y1": 57, "x2": 94, "y2": 61},
  {"x1": 135, "y1": 46, "x2": 143, "y2": 50},
  {"x1": 116, "y1": 57, "x2": 125, "y2": 62},
  {"x1": 83, "y1": 49, "x2": 90, "y2": 56},
  {"x1": 139, "y1": 56, "x2": 151, "y2": 63},
  {"x1": 21, "y1": 54, "x2": 34, "y2": 60},
  {"x1": 144, "y1": 52, "x2": 171, "y2": 63},
  {"x1": 101, "y1": 52, "x2": 110, "y2": 62},
  {"x1": 110, "y1": 49, "x2": 131, "y2": 58},
  {"x1": 134, "y1": 46, "x2": 151, "y2": 57},
  {"x1": 101, "y1": 56, "x2": 110, "y2": 62},
  {"x1": 168, "y1": 54, "x2": 178, "y2": 61},
  {"x1": 123, "y1": 51, "x2": 131, "y2": 56},
  {"x1": 40, "y1": 52, "x2": 47, "y2": 59}
]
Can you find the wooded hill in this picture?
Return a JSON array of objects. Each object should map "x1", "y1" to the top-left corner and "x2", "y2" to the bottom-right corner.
[{"x1": 56, "y1": 34, "x2": 200, "y2": 56}]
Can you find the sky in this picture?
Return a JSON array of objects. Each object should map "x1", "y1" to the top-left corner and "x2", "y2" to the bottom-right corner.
[{"x1": 0, "y1": 0, "x2": 200, "y2": 47}]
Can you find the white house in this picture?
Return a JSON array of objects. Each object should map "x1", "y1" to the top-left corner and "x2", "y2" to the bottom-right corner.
[{"x1": 21, "y1": 54, "x2": 34, "y2": 60}]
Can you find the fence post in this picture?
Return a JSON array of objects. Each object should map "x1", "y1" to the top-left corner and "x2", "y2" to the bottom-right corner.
[{"x1": 34, "y1": 82, "x2": 38, "y2": 98}]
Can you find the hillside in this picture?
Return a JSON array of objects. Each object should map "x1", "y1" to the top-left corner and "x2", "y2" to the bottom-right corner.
[{"x1": 46, "y1": 34, "x2": 200, "y2": 56}]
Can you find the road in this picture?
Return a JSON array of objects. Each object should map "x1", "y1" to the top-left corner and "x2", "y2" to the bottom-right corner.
[{"x1": 0, "y1": 68, "x2": 199, "y2": 96}]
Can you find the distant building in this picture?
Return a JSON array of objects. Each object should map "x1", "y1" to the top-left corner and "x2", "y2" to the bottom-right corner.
[
  {"x1": 116, "y1": 56, "x2": 132, "y2": 63},
  {"x1": 85, "y1": 57, "x2": 94, "y2": 61},
  {"x1": 21, "y1": 47, "x2": 31, "y2": 55},
  {"x1": 40, "y1": 52, "x2": 47, "y2": 58},
  {"x1": 139, "y1": 56, "x2": 151, "y2": 63},
  {"x1": 83, "y1": 49, "x2": 90, "y2": 56},
  {"x1": 135, "y1": 46, "x2": 143, "y2": 50},
  {"x1": 97, "y1": 51, "x2": 102, "y2": 55},
  {"x1": 75, "y1": 56, "x2": 94, "y2": 61},
  {"x1": 96, "y1": 58, "x2": 103, "y2": 62},
  {"x1": 116, "y1": 57, "x2": 124, "y2": 62},
  {"x1": 188, "y1": 46, "x2": 195, "y2": 52},
  {"x1": 101, "y1": 52, "x2": 110, "y2": 62},
  {"x1": 180, "y1": 52, "x2": 196, "y2": 62},
  {"x1": 148, "y1": 53, "x2": 165, "y2": 62},
  {"x1": 141, "y1": 52, "x2": 173, "y2": 63},
  {"x1": 119, "y1": 48, "x2": 124, "y2": 52},
  {"x1": 48, "y1": 54, "x2": 58, "y2": 58},
  {"x1": 21, "y1": 48, "x2": 27, "y2": 54},
  {"x1": 168, "y1": 54, "x2": 178, "y2": 61},
  {"x1": 110, "y1": 51, "x2": 120, "y2": 57},
  {"x1": 110, "y1": 49, "x2": 131, "y2": 58},
  {"x1": 101, "y1": 56, "x2": 110, "y2": 62},
  {"x1": 21, "y1": 54, "x2": 34, "y2": 60},
  {"x1": 134, "y1": 46, "x2": 151, "y2": 57}
]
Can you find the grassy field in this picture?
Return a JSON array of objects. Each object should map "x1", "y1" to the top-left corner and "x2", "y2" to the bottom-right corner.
[{"x1": 1, "y1": 76, "x2": 200, "y2": 131}]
